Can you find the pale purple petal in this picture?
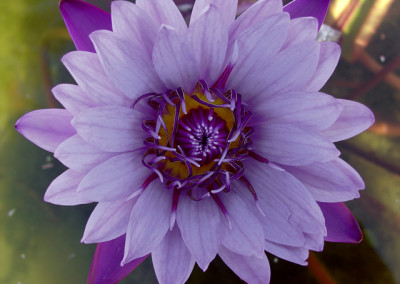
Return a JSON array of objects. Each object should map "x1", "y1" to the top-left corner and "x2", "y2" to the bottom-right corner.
[
  {"x1": 83, "y1": 199, "x2": 137, "y2": 243},
  {"x1": 190, "y1": 0, "x2": 238, "y2": 27},
  {"x1": 232, "y1": 41, "x2": 320, "y2": 102},
  {"x1": 284, "y1": 157, "x2": 364, "y2": 202},
  {"x1": 219, "y1": 246, "x2": 271, "y2": 284},
  {"x1": 153, "y1": 25, "x2": 199, "y2": 93},
  {"x1": 62, "y1": 51, "x2": 130, "y2": 106},
  {"x1": 322, "y1": 99, "x2": 375, "y2": 142},
  {"x1": 245, "y1": 161, "x2": 326, "y2": 237},
  {"x1": 123, "y1": 181, "x2": 172, "y2": 264},
  {"x1": 188, "y1": 4, "x2": 228, "y2": 85},
  {"x1": 282, "y1": 17, "x2": 318, "y2": 49},
  {"x1": 234, "y1": 182, "x2": 305, "y2": 247},
  {"x1": 136, "y1": 0, "x2": 187, "y2": 32},
  {"x1": 219, "y1": 192, "x2": 265, "y2": 257},
  {"x1": 15, "y1": 109, "x2": 75, "y2": 153},
  {"x1": 251, "y1": 91, "x2": 342, "y2": 131},
  {"x1": 251, "y1": 123, "x2": 340, "y2": 166},
  {"x1": 111, "y1": 1, "x2": 159, "y2": 56},
  {"x1": 264, "y1": 240, "x2": 309, "y2": 265},
  {"x1": 90, "y1": 30, "x2": 165, "y2": 99},
  {"x1": 55, "y1": 134, "x2": 116, "y2": 173},
  {"x1": 227, "y1": 14, "x2": 290, "y2": 91},
  {"x1": 303, "y1": 232, "x2": 325, "y2": 251},
  {"x1": 52, "y1": 84, "x2": 96, "y2": 116},
  {"x1": 44, "y1": 169, "x2": 92, "y2": 205},
  {"x1": 88, "y1": 235, "x2": 148, "y2": 284},
  {"x1": 176, "y1": 194, "x2": 221, "y2": 271},
  {"x1": 229, "y1": 0, "x2": 283, "y2": 41},
  {"x1": 283, "y1": 0, "x2": 330, "y2": 29},
  {"x1": 77, "y1": 152, "x2": 150, "y2": 201},
  {"x1": 72, "y1": 106, "x2": 146, "y2": 152},
  {"x1": 152, "y1": 226, "x2": 195, "y2": 284},
  {"x1": 305, "y1": 42, "x2": 341, "y2": 91},
  {"x1": 60, "y1": 0, "x2": 111, "y2": 52},
  {"x1": 319, "y1": 202, "x2": 363, "y2": 243}
]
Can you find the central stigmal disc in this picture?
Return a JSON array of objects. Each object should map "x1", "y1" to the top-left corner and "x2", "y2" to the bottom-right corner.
[{"x1": 175, "y1": 107, "x2": 229, "y2": 164}]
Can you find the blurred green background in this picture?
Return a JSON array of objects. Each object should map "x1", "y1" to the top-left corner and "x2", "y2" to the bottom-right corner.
[{"x1": 0, "y1": 0, "x2": 399, "y2": 283}]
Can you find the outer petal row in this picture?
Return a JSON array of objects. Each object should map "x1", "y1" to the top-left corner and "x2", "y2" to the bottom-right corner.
[
  {"x1": 152, "y1": 4, "x2": 229, "y2": 92},
  {"x1": 177, "y1": 195, "x2": 221, "y2": 271},
  {"x1": 44, "y1": 169, "x2": 91, "y2": 205},
  {"x1": 283, "y1": 0, "x2": 331, "y2": 29},
  {"x1": 90, "y1": 31, "x2": 165, "y2": 100},
  {"x1": 245, "y1": 161, "x2": 326, "y2": 237},
  {"x1": 251, "y1": 91, "x2": 342, "y2": 131},
  {"x1": 15, "y1": 109, "x2": 75, "y2": 153},
  {"x1": 284, "y1": 157, "x2": 365, "y2": 202},
  {"x1": 53, "y1": 84, "x2": 95, "y2": 116},
  {"x1": 122, "y1": 181, "x2": 172, "y2": 265},
  {"x1": 190, "y1": 0, "x2": 238, "y2": 27},
  {"x1": 188, "y1": 4, "x2": 228, "y2": 86},
  {"x1": 136, "y1": 0, "x2": 187, "y2": 33},
  {"x1": 252, "y1": 123, "x2": 340, "y2": 166},
  {"x1": 219, "y1": 246, "x2": 271, "y2": 284},
  {"x1": 88, "y1": 235, "x2": 148, "y2": 284},
  {"x1": 219, "y1": 192, "x2": 265, "y2": 257},
  {"x1": 60, "y1": 0, "x2": 111, "y2": 52},
  {"x1": 319, "y1": 202, "x2": 362, "y2": 243},
  {"x1": 322, "y1": 99, "x2": 375, "y2": 142},
  {"x1": 62, "y1": 51, "x2": 130, "y2": 106},
  {"x1": 77, "y1": 152, "x2": 150, "y2": 202},
  {"x1": 55, "y1": 134, "x2": 115, "y2": 173},
  {"x1": 72, "y1": 106, "x2": 147, "y2": 152},
  {"x1": 152, "y1": 226, "x2": 195, "y2": 284},
  {"x1": 111, "y1": 1, "x2": 159, "y2": 57},
  {"x1": 83, "y1": 199, "x2": 137, "y2": 243},
  {"x1": 229, "y1": 0, "x2": 283, "y2": 41}
]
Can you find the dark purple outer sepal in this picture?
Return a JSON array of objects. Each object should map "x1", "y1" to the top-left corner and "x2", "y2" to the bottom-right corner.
[
  {"x1": 283, "y1": 0, "x2": 331, "y2": 29},
  {"x1": 88, "y1": 235, "x2": 148, "y2": 284},
  {"x1": 60, "y1": 0, "x2": 112, "y2": 52},
  {"x1": 318, "y1": 202, "x2": 363, "y2": 243}
]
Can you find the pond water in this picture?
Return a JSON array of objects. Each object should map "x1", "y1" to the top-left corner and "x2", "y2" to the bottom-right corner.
[{"x1": 1, "y1": 0, "x2": 399, "y2": 283}]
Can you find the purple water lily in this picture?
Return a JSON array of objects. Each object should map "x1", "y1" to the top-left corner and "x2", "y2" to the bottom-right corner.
[{"x1": 16, "y1": 0, "x2": 374, "y2": 283}]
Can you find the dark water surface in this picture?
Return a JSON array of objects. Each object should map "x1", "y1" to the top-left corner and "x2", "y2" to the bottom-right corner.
[{"x1": 1, "y1": 0, "x2": 399, "y2": 283}]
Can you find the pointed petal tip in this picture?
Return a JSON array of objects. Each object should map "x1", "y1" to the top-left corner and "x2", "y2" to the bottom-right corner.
[
  {"x1": 320, "y1": 202, "x2": 363, "y2": 244},
  {"x1": 14, "y1": 117, "x2": 22, "y2": 132},
  {"x1": 59, "y1": 0, "x2": 111, "y2": 52},
  {"x1": 88, "y1": 236, "x2": 148, "y2": 284},
  {"x1": 284, "y1": 0, "x2": 331, "y2": 29},
  {"x1": 59, "y1": 0, "x2": 72, "y2": 6},
  {"x1": 367, "y1": 108, "x2": 376, "y2": 128},
  {"x1": 15, "y1": 113, "x2": 29, "y2": 133}
]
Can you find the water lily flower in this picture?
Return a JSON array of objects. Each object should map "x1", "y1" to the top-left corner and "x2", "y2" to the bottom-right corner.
[{"x1": 15, "y1": 0, "x2": 374, "y2": 283}]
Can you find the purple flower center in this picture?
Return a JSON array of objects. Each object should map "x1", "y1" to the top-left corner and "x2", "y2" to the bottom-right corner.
[
  {"x1": 134, "y1": 80, "x2": 254, "y2": 191},
  {"x1": 175, "y1": 107, "x2": 229, "y2": 164},
  {"x1": 133, "y1": 80, "x2": 269, "y2": 220}
]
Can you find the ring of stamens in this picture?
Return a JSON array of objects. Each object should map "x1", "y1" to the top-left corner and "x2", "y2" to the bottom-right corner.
[{"x1": 132, "y1": 80, "x2": 267, "y2": 223}]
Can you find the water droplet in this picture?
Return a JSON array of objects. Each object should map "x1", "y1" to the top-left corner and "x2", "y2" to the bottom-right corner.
[
  {"x1": 67, "y1": 253, "x2": 76, "y2": 259},
  {"x1": 41, "y1": 163, "x2": 54, "y2": 170},
  {"x1": 7, "y1": 208, "x2": 16, "y2": 217}
]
